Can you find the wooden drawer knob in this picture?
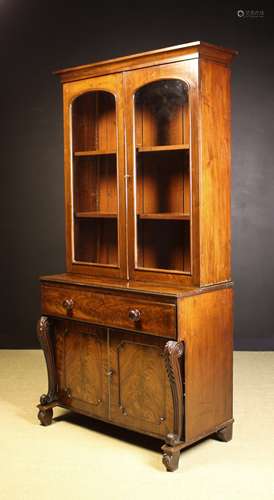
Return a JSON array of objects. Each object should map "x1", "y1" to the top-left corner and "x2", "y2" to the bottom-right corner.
[
  {"x1": 63, "y1": 298, "x2": 74, "y2": 313},
  {"x1": 128, "y1": 308, "x2": 141, "y2": 322}
]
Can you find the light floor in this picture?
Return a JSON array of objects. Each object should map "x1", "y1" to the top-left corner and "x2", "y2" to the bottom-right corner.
[{"x1": 0, "y1": 351, "x2": 273, "y2": 500}]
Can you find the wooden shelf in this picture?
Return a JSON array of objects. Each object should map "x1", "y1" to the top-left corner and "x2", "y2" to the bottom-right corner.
[
  {"x1": 76, "y1": 212, "x2": 117, "y2": 219},
  {"x1": 74, "y1": 150, "x2": 116, "y2": 157},
  {"x1": 138, "y1": 213, "x2": 190, "y2": 220},
  {"x1": 137, "y1": 145, "x2": 189, "y2": 153}
]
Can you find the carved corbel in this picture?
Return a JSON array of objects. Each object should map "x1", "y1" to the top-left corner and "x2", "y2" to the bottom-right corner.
[
  {"x1": 162, "y1": 340, "x2": 184, "y2": 471},
  {"x1": 37, "y1": 316, "x2": 58, "y2": 405}
]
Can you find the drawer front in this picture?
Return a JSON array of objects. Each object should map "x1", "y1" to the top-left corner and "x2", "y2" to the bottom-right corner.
[{"x1": 41, "y1": 285, "x2": 176, "y2": 338}]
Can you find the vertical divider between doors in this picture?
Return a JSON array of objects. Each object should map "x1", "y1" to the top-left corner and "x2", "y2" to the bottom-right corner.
[{"x1": 122, "y1": 72, "x2": 130, "y2": 280}]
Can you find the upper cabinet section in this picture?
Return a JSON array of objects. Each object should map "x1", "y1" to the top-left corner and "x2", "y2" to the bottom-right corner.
[{"x1": 59, "y1": 43, "x2": 237, "y2": 286}]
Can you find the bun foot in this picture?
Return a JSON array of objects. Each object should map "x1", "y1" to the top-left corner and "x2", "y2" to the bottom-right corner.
[
  {"x1": 162, "y1": 449, "x2": 180, "y2": 472},
  {"x1": 38, "y1": 407, "x2": 53, "y2": 426},
  {"x1": 214, "y1": 422, "x2": 233, "y2": 442}
]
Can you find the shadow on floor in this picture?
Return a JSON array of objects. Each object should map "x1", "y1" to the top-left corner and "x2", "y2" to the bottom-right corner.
[
  {"x1": 54, "y1": 410, "x2": 161, "y2": 452},
  {"x1": 54, "y1": 410, "x2": 210, "y2": 458}
]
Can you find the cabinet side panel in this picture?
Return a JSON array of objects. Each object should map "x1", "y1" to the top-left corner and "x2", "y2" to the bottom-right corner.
[
  {"x1": 179, "y1": 288, "x2": 233, "y2": 442},
  {"x1": 199, "y1": 60, "x2": 231, "y2": 285}
]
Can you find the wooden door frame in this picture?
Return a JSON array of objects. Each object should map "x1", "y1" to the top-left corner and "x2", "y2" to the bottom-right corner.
[
  {"x1": 123, "y1": 60, "x2": 200, "y2": 287},
  {"x1": 62, "y1": 73, "x2": 127, "y2": 279}
]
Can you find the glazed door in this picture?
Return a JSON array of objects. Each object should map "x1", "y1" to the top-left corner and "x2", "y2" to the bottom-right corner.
[
  {"x1": 63, "y1": 73, "x2": 127, "y2": 279},
  {"x1": 124, "y1": 61, "x2": 199, "y2": 286},
  {"x1": 109, "y1": 330, "x2": 174, "y2": 438},
  {"x1": 55, "y1": 321, "x2": 108, "y2": 420}
]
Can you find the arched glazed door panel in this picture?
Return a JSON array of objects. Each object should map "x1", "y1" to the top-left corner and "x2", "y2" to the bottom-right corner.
[
  {"x1": 63, "y1": 74, "x2": 127, "y2": 278},
  {"x1": 124, "y1": 61, "x2": 199, "y2": 286}
]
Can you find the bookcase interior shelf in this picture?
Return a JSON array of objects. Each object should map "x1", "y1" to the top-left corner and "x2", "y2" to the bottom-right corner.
[
  {"x1": 75, "y1": 212, "x2": 117, "y2": 219},
  {"x1": 74, "y1": 150, "x2": 116, "y2": 157},
  {"x1": 137, "y1": 213, "x2": 190, "y2": 220},
  {"x1": 137, "y1": 144, "x2": 189, "y2": 153}
]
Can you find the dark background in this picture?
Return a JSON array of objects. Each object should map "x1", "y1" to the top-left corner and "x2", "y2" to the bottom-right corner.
[{"x1": 1, "y1": 2, "x2": 273, "y2": 349}]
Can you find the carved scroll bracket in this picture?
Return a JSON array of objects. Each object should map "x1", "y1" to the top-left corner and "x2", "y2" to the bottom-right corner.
[
  {"x1": 163, "y1": 340, "x2": 184, "y2": 446},
  {"x1": 37, "y1": 316, "x2": 58, "y2": 405},
  {"x1": 162, "y1": 340, "x2": 184, "y2": 471}
]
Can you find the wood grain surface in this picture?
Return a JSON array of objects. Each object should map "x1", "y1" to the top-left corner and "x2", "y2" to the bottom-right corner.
[
  {"x1": 41, "y1": 284, "x2": 177, "y2": 338},
  {"x1": 178, "y1": 287, "x2": 233, "y2": 441}
]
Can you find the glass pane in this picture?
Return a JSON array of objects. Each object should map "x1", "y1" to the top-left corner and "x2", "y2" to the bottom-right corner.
[
  {"x1": 134, "y1": 79, "x2": 191, "y2": 272},
  {"x1": 72, "y1": 91, "x2": 118, "y2": 266}
]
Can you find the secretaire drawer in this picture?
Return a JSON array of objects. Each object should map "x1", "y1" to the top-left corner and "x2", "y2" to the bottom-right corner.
[{"x1": 41, "y1": 284, "x2": 177, "y2": 339}]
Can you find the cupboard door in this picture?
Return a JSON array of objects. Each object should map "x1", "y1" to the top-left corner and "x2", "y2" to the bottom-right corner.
[
  {"x1": 124, "y1": 61, "x2": 199, "y2": 286},
  {"x1": 63, "y1": 73, "x2": 127, "y2": 279},
  {"x1": 54, "y1": 320, "x2": 108, "y2": 420},
  {"x1": 109, "y1": 330, "x2": 174, "y2": 438}
]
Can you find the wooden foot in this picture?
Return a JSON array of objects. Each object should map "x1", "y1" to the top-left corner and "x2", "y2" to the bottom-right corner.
[
  {"x1": 214, "y1": 422, "x2": 233, "y2": 442},
  {"x1": 38, "y1": 407, "x2": 53, "y2": 426},
  {"x1": 162, "y1": 448, "x2": 181, "y2": 472}
]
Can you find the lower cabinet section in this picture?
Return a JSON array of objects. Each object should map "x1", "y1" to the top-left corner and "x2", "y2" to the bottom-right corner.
[
  {"x1": 37, "y1": 285, "x2": 234, "y2": 472},
  {"x1": 54, "y1": 320, "x2": 175, "y2": 439},
  {"x1": 37, "y1": 286, "x2": 233, "y2": 472}
]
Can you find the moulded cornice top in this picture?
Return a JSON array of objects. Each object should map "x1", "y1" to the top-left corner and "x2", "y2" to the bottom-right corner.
[{"x1": 54, "y1": 41, "x2": 238, "y2": 83}]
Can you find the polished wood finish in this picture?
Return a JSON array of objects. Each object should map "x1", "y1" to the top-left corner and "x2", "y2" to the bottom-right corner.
[
  {"x1": 109, "y1": 330, "x2": 174, "y2": 438},
  {"x1": 137, "y1": 144, "x2": 189, "y2": 152},
  {"x1": 40, "y1": 273, "x2": 233, "y2": 298},
  {"x1": 41, "y1": 283, "x2": 177, "y2": 338},
  {"x1": 61, "y1": 43, "x2": 236, "y2": 287},
  {"x1": 40, "y1": 272, "x2": 197, "y2": 296},
  {"x1": 55, "y1": 321, "x2": 109, "y2": 420},
  {"x1": 54, "y1": 41, "x2": 237, "y2": 82},
  {"x1": 178, "y1": 287, "x2": 233, "y2": 442},
  {"x1": 199, "y1": 59, "x2": 232, "y2": 285},
  {"x1": 138, "y1": 213, "x2": 190, "y2": 220},
  {"x1": 74, "y1": 150, "x2": 116, "y2": 157},
  {"x1": 76, "y1": 212, "x2": 117, "y2": 219},
  {"x1": 37, "y1": 42, "x2": 236, "y2": 472}
]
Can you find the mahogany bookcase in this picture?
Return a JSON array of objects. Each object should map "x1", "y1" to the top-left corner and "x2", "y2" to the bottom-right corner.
[{"x1": 37, "y1": 41, "x2": 237, "y2": 471}]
